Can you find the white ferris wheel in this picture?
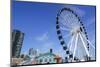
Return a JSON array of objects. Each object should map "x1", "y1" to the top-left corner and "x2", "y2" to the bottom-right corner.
[{"x1": 56, "y1": 8, "x2": 95, "y2": 62}]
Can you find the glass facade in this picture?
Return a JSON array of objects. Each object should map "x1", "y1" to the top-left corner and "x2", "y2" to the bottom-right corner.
[{"x1": 12, "y1": 30, "x2": 24, "y2": 58}]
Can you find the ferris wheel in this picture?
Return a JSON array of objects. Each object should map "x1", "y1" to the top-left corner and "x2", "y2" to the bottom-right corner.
[{"x1": 56, "y1": 8, "x2": 95, "y2": 62}]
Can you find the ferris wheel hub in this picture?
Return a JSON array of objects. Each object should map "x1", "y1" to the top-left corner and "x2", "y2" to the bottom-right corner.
[{"x1": 71, "y1": 26, "x2": 81, "y2": 35}]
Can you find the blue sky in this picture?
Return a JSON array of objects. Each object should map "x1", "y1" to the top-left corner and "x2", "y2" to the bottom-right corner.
[{"x1": 12, "y1": 1, "x2": 96, "y2": 59}]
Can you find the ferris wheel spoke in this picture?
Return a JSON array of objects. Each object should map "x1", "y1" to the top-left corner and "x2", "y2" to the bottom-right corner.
[
  {"x1": 69, "y1": 14, "x2": 79, "y2": 26},
  {"x1": 66, "y1": 15, "x2": 73, "y2": 27},
  {"x1": 60, "y1": 15, "x2": 72, "y2": 29},
  {"x1": 62, "y1": 18, "x2": 70, "y2": 28},
  {"x1": 63, "y1": 33, "x2": 70, "y2": 39},
  {"x1": 73, "y1": 34, "x2": 79, "y2": 60},
  {"x1": 69, "y1": 15, "x2": 73, "y2": 26},
  {"x1": 61, "y1": 23, "x2": 72, "y2": 30},
  {"x1": 67, "y1": 13, "x2": 76, "y2": 25},
  {"x1": 60, "y1": 19, "x2": 70, "y2": 29},
  {"x1": 80, "y1": 32, "x2": 95, "y2": 49},
  {"x1": 65, "y1": 13, "x2": 75, "y2": 27},
  {"x1": 79, "y1": 33, "x2": 90, "y2": 57},
  {"x1": 60, "y1": 27, "x2": 70, "y2": 31},
  {"x1": 61, "y1": 12, "x2": 79, "y2": 29},
  {"x1": 68, "y1": 14, "x2": 76, "y2": 25}
]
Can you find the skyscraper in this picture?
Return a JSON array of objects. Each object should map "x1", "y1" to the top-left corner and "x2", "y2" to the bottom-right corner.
[
  {"x1": 12, "y1": 30, "x2": 24, "y2": 58},
  {"x1": 29, "y1": 48, "x2": 38, "y2": 57}
]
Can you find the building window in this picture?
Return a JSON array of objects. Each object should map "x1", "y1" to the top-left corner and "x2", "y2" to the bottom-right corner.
[
  {"x1": 49, "y1": 59, "x2": 51, "y2": 62},
  {"x1": 40, "y1": 59, "x2": 42, "y2": 63},
  {"x1": 45, "y1": 58, "x2": 47, "y2": 62},
  {"x1": 53, "y1": 58, "x2": 55, "y2": 62}
]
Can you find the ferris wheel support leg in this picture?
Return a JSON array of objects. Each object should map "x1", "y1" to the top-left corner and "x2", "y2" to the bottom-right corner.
[
  {"x1": 88, "y1": 40, "x2": 95, "y2": 49},
  {"x1": 79, "y1": 33, "x2": 90, "y2": 57},
  {"x1": 69, "y1": 35, "x2": 75, "y2": 51},
  {"x1": 73, "y1": 34, "x2": 78, "y2": 60},
  {"x1": 81, "y1": 33, "x2": 95, "y2": 49}
]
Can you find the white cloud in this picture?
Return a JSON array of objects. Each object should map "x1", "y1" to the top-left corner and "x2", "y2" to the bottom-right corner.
[
  {"x1": 44, "y1": 42, "x2": 54, "y2": 48},
  {"x1": 35, "y1": 32, "x2": 48, "y2": 42},
  {"x1": 35, "y1": 32, "x2": 54, "y2": 51}
]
